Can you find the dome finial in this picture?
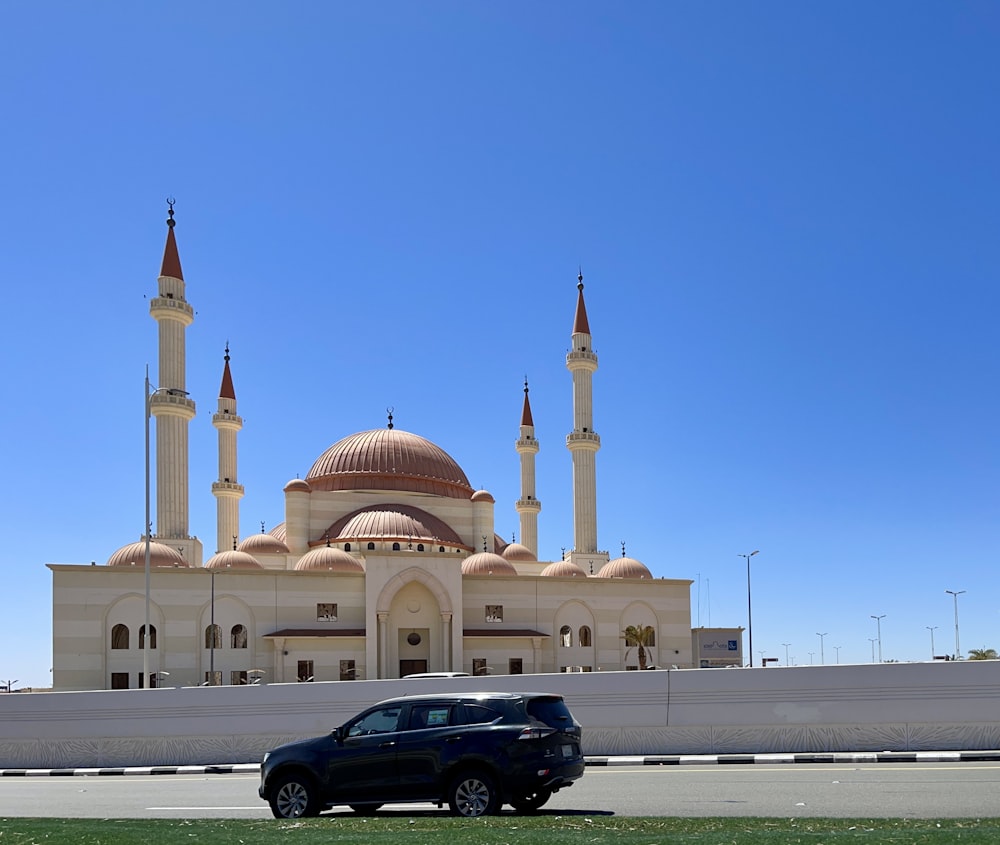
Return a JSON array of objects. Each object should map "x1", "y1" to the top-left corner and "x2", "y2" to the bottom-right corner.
[
  {"x1": 224, "y1": 341, "x2": 230, "y2": 363},
  {"x1": 232, "y1": 535, "x2": 238, "y2": 551},
  {"x1": 578, "y1": 266, "x2": 584, "y2": 291},
  {"x1": 387, "y1": 406, "x2": 394, "y2": 430},
  {"x1": 260, "y1": 521, "x2": 266, "y2": 534},
  {"x1": 621, "y1": 540, "x2": 626, "y2": 557},
  {"x1": 482, "y1": 535, "x2": 488, "y2": 552},
  {"x1": 166, "y1": 197, "x2": 176, "y2": 228}
]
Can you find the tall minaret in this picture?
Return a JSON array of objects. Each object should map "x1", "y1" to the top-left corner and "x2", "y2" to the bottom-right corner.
[
  {"x1": 149, "y1": 201, "x2": 198, "y2": 561},
  {"x1": 515, "y1": 379, "x2": 542, "y2": 557},
  {"x1": 565, "y1": 271, "x2": 606, "y2": 567},
  {"x1": 211, "y1": 345, "x2": 244, "y2": 553}
]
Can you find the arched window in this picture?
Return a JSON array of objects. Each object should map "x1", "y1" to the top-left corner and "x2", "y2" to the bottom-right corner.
[
  {"x1": 111, "y1": 623, "x2": 129, "y2": 650},
  {"x1": 344, "y1": 543, "x2": 351, "y2": 552},
  {"x1": 205, "y1": 624, "x2": 221, "y2": 650},
  {"x1": 579, "y1": 625, "x2": 592, "y2": 647},
  {"x1": 417, "y1": 543, "x2": 425, "y2": 552},
  {"x1": 367, "y1": 542, "x2": 375, "y2": 550},
  {"x1": 139, "y1": 624, "x2": 157, "y2": 649},
  {"x1": 560, "y1": 625, "x2": 572, "y2": 647},
  {"x1": 439, "y1": 546, "x2": 445, "y2": 553},
  {"x1": 392, "y1": 542, "x2": 401, "y2": 551},
  {"x1": 231, "y1": 624, "x2": 248, "y2": 649}
]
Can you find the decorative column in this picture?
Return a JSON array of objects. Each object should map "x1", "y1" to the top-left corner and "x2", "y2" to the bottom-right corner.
[{"x1": 515, "y1": 379, "x2": 542, "y2": 557}]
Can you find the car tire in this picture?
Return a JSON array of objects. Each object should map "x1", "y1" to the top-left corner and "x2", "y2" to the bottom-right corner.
[
  {"x1": 447, "y1": 770, "x2": 501, "y2": 817},
  {"x1": 268, "y1": 772, "x2": 321, "y2": 819},
  {"x1": 509, "y1": 787, "x2": 552, "y2": 813},
  {"x1": 349, "y1": 803, "x2": 383, "y2": 815}
]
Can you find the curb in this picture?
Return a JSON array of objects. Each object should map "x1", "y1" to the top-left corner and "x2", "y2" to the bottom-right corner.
[{"x1": 3, "y1": 751, "x2": 1000, "y2": 777}]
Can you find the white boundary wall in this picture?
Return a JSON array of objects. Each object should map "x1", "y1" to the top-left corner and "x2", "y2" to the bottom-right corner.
[{"x1": 2, "y1": 661, "x2": 999, "y2": 768}]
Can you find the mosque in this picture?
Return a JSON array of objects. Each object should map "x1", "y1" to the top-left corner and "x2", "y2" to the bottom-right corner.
[{"x1": 48, "y1": 207, "x2": 704, "y2": 691}]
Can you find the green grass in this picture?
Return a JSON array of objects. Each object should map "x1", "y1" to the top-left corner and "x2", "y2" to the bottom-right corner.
[{"x1": 1, "y1": 817, "x2": 998, "y2": 844}]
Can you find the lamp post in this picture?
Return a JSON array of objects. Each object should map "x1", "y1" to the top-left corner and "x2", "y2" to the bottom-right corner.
[
  {"x1": 833, "y1": 645, "x2": 841, "y2": 664},
  {"x1": 945, "y1": 590, "x2": 965, "y2": 659},
  {"x1": 868, "y1": 637, "x2": 877, "y2": 663},
  {"x1": 926, "y1": 625, "x2": 938, "y2": 660},
  {"x1": 782, "y1": 643, "x2": 791, "y2": 666},
  {"x1": 870, "y1": 615, "x2": 885, "y2": 662},
  {"x1": 210, "y1": 568, "x2": 217, "y2": 684},
  {"x1": 816, "y1": 632, "x2": 828, "y2": 665},
  {"x1": 738, "y1": 550, "x2": 759, "y2": 666}
]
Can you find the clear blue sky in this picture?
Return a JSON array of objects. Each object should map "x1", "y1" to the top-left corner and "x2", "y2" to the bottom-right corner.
[{"x1": 3, "y1": 3, "x2": 999, "y2": 688}]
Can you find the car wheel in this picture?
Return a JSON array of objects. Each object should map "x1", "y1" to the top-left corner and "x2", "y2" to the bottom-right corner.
[
  {"x1": 349, "y1": 803, "x2": 383, "y2": 815},
  {"x1": 447, "y1": 770, "x2": 500, "y2": 817},
  {"x1": 509, "y1": 787, "x2": 552, "y2": 813},
  {"x1": 269, "y1": 772, "x2": 321, "y2": 819}
]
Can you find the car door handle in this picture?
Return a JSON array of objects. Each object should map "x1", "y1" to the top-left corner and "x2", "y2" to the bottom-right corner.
[
  {"x1": 445, "y1": 736, "x2": 463, "y2": 743},
  {"x1": 379, "y1": 741, "x2": 396, "y2": 748}
]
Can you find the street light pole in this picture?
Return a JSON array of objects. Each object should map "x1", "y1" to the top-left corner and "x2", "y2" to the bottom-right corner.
[
  {"x1": 870, "y1": 615, "x2": 885, "y2": 662},
  {"x1": 945, "y1": 590, "x2": 965, "y2": 659},
  {"x1": 739, "y1": 550, "x2": 759, "y2": 666},
  {"x1": 868, "y1": 637, "x2": 877, "y2": 663},
  {"x1": 144, "y1": 369, "x2": 152, "y2": 688},
  {"x1": 833, "y1": 645, "x2": 841, "y2": 664},
  {"x1": 816, "y1": 632, "x2": 828, "y2": 665},
  {"x1": 782, "y1": 643, "x2": 791, "y2": 666},
  {"x1": 926, "y1": 625, "x2": 938, "y2": 660}
]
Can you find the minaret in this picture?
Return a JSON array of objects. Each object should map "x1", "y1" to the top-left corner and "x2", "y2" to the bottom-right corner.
[
  {"x1": 565, "y1": 271, "x2": 606, "y2": 566},
  {"x1": 211, "y1": 345, "x2": 245, "y2": 553},
  {"x1": 515, "y1": 379, "x2": 542, "y2": 557},
  {"x1": 149, "y1": 201, "x2": 198, "y2": 560}
]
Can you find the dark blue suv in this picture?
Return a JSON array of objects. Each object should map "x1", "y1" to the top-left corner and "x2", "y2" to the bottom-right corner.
[{"x1": 259, "y1": 691, "x2": 585, "y2": 817}]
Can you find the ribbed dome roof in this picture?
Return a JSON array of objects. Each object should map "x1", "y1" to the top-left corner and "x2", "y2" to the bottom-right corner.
[
  {"x1": 598, "y1": 556, "x2": 653, "y2": 579},
  {"x1": 270, "y1": 523, "x2": 287, "y2": 543},
  {"x1": 461, "y1": 551, "x2": 517, "y2": 576},
  {"x1": 205, "y1": 550, "x2": 263, "y2": 570},
  {"x1": 107, "y1": 541, "x2": 189, "y2": 568},
  {"x1": 238, "y1": 532, "x2": 290, "y2": 554},
  {"x1": 295, "y1": 547, "x2": 364, "y2": 572},
  {"x1": 284, "y1": 478, "x2": 311, "y2": 493},
  {"x1": 306, "y1": 428, "x2": 473, "y2": 499},
  {"x1": 501, "y1": 542, "x2": 536, "y2": 562},
  {"x1": 470, "y1": 489, "x2": 495, "y2": 503},
  {"x1": 540, "y1": 560, "x2": 588, "y2": 578},
  {"x1": 326, "y1": 504, "x2": 466, "y2": 548}
]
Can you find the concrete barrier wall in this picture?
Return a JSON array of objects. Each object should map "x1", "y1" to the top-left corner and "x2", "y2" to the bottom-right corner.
[{"x1": 2, "y1": 661, "x2": 999, "y2": 768}]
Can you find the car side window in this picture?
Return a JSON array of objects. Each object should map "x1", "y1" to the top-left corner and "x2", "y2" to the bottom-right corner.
[
  {"x1": 408, "y1": 704, "x2": 452, "y2": 730},
  {"x1": 456, "y1": 703, "x2": 503, "y2": 726},
  {"x1": 347, "y1": 707, "x2": 402, "y2": 736}
]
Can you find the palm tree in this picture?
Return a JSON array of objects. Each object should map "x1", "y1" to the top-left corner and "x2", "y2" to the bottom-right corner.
[
  {"x1": 967, "y1": 648, "x2": 998, "y2": 660},
  {"x1": 621, "y1": 624, "x2": 656, "y2": 670}
]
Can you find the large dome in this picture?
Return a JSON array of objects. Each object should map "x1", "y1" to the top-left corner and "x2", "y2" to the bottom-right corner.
[{"x1": 306, "y1": 428, "x2": 473, "y2": 499}]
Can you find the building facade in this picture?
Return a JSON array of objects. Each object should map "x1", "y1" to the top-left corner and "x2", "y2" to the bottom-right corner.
[{"x1": 48, "y1": 209, "x2": 694, "y2": 691}]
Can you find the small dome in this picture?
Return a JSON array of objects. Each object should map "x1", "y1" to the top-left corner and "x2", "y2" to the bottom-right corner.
[
  {"x1": 269, "y1": 522, "x2": 287, "y2": 543},
  {"x1": 471, "y1": 489, "x2": 495, "y2": 503},
  {"x1": 205, "y1": 550, "x2": 263, "y2": 570},
  {"x1": 284, "y1": 478, "x2": 311, "y2": 493},
  {"x1": 540, "y1": 560, "x2": 588, "y2": 578},
  {"x1": 326, "y1": 504, "x2": 465, "y2": 548},
  {"x1": 501, "y1": 542, "x2": 536, "y2": 562},
  {"x1": 107, "y1": 541, "x2": 188, "y2": 568},
  {"x1": 598, "y1": 556, "x2": 653, "y2": 579},
  {"x1": 461, "y1": 551, "x2": 517, "y2": 576},
  {"x1": 295, "y1": 547, "x2": 364, "y2": 572},
  {"x1": 238, "y1": 532, "x2": 290, "y2": 554}
]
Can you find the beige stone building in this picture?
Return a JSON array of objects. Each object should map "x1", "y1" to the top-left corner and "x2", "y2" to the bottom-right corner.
[{"x1": 49, "y1": 207, "x2": 694, "y2": 691}]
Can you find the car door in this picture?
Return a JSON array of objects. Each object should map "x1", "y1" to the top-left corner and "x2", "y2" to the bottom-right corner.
[
  {"x1": 325, "y1": 704, "x2": 404, "y2": 802},
  {"x1": 394, "y1": 701, "x2": 462, "y2": 799}
]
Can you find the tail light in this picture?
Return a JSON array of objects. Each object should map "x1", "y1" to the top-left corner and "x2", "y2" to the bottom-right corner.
[{"x1": 518, "y1": 726, "x2": 556, "y2": 741}]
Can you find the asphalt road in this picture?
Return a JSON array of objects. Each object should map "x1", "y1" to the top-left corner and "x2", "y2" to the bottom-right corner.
[{"x1": 1, "y1": 763, "x2": 997, "y2": 819}]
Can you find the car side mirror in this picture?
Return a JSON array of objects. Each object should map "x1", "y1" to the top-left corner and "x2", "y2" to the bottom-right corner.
[{"x1": 334, "y1": 725, "x2": 347, "y2": 744}]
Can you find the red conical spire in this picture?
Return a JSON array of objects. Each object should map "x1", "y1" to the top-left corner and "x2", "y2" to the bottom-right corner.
[
  {"x1": 160, "y1": 199, "x2": 184, "y2": 280},
  {"x1": 219, "y1": 344, "x2": 236, "y2": 400},
  {"x1": 572, "y1": 269, "x2": 590, "y2": 335},
  {"x1": 520, "y1": 378, "x2": 534, "y2": 427}
]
